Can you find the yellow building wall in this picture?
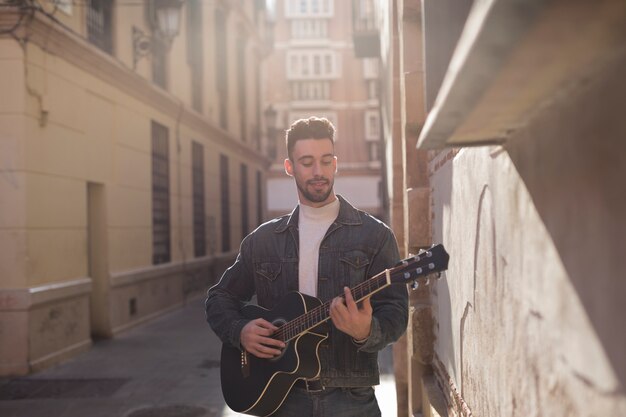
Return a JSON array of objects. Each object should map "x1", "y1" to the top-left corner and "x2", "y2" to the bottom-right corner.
[{"x1": 0, "y1": 1, "x2": 270, "y2": 376}]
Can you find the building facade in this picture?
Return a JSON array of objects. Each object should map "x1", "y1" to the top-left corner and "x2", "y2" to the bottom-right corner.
[
  {"x1": 0, "y1": 0, "x2": 271, "y2": 376},
  {"x1": 263, "y1": 0, "x2": 385, "y2": 219},
  {"x1": 375, "y1": 0, "x2": 626, "y2": 416}
]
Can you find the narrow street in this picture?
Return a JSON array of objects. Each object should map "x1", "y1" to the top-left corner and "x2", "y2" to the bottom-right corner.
[{"x1": 0, "y1": 298, "x2": 397, "y2": 417}]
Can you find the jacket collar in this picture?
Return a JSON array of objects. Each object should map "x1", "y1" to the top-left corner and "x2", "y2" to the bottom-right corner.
[{"x1": 274, "y1": 195, "x2": 362, "y2": 233}]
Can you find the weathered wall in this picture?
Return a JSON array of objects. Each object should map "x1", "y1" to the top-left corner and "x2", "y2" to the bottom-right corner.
[
  {"x1": 430, "y1": 49, "x2": 626, "y2": 416},
  {"x1": 0, "y1": 1, "x2": 267, "y2": 375}
]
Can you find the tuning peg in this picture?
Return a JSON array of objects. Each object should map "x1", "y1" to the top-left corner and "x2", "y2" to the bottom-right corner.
[
  {"x1": 410, "y1": 280, "x2": 420, "y2": 290},
  {"x1": 425, "y1": 277, "x2": 430, "y2": 286},
  {"x1": 436, "y1": 272, "x2": 442, "y2": 280}
]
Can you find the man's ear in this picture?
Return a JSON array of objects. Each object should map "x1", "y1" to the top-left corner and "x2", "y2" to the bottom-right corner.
[{"x1": 284, "y1": 158, "x2": 294, "y2": 177}]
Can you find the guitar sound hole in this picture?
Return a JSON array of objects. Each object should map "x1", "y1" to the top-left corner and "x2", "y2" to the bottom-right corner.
[{"x1": 268, "y1": 318, "x2": 288, "y2": 362}]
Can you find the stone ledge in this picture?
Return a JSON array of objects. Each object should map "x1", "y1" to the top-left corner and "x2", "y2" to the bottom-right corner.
[
  {"x1": 109, "y1": 252, "x2": 238, "y2": 289},
  {"x1": 0, "y1": 277, "x2": 92, "y2": 312}
]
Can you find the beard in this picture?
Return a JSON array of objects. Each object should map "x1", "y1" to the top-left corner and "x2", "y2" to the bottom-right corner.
[{"x1": 295, "y1": 176, "x2": 334, "y2": 204}]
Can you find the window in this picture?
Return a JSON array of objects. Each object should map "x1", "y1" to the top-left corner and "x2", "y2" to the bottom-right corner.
[
  {"x1": 354, "y1": 0, "x2": 377, "y2": 31},
  {"x1": 286, "y1": 50, "x2": 340, "y2": 79},
  {"x1": 290, "y1": 81, "x2": 331, "y2": 101},
  {"x1": 87, "y1": 0, "x2": 113, "y2": 54},
  {"x1": 241, "y1": 164, "x2": 249, "y2": 237},
  {"x1": 187, "y1": 0, "x2": 203, "y2": 112},
  {"x1": 362, "y1": 58, "x2": 379, "y2": 79},
  {"x1": 367, "y1": 79, "x2": 379, "y2": 99},
  {"x1": 285, "y1": 0, "x2": 333, "y2": 17},
  {"x1": 55, "y1": 0, "x2": 72, "y2": 15},
  {"x1": 192, "y1": 142, "x2": 206, "y2": 257},
  {"x1": 254, "y1": 69, "x2": 262, "y2": 152},
  {"x1": 365, "y1": 110, "x2": 380, "y2": 141},
  {"x1": 311, "y1": 0, "x2": 319, "y2": 13},
  {"x1": 368, "y1": 142, "x2": 380, "y2": 162},
  {"x1": 256, "y1": 170, "x2": 263, "y2": 225},
  {"x1": 220, "y1": 154, "x2": 231, "y2": 252},
  {"x1": 324, "y1": 55, "x2": 333, "y2": 74},
  {"x1": 290, "y1": 19, "x2": 328, "y2": 39},
  {"x1": 237, "y1": 36, "x2": 247, "y2": 142},
  {"x1": 152, "y1": 121, "x2": 170, "y2": 264},
  {"x1": 215, "y1": 9, "x2": 228, "y2": 129}
]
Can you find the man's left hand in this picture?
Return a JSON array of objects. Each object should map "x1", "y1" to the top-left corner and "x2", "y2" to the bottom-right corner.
[{"x1": 330, "y1": 286, "x2": 372, "y2": 341}]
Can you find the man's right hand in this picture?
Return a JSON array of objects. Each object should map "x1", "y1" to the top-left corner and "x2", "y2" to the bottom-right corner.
[{"x1": 240, "y1": 318, "x2": 286, "y2": 359}]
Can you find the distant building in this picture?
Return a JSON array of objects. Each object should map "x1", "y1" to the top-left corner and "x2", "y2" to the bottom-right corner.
[
  {"x1": 263, "y1": 0, "x2": 384, "y2": 219},
  {"x1": 0, "y1": 0, "x2": 272, "y2": 376}
]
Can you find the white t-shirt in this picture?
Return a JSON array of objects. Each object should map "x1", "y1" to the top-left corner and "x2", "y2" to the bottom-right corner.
[{"x1": 298, "y1": 199, "x2": 340, "y2": 297}]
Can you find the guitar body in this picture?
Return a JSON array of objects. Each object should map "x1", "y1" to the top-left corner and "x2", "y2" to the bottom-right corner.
[
  {"x1": 218, "y1": 244, "x2": 450, "y2": 416},
  {"x1": 220, "y1": 292, "x2": 328, "y2": 416}
]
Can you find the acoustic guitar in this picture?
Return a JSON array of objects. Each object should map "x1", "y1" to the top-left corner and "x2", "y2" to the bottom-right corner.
[{"x1": 220, "y1": 244, "x2": 450, "y2": 416}]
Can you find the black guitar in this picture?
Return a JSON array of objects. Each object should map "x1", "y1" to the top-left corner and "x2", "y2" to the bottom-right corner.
[{"x1": 220, "y1": 244, "x2": 450, "y2": 416}]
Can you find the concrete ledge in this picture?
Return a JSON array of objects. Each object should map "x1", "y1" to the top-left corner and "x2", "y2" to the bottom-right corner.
[
  {"x1": 417, "y1": 0, "x2": 626, "y2": 149},
  {"x1": 111, "y1": 301, "x2": 184, "y2": 336},
  {"x1": 0, "y1": 277, "x2": 92, "y2": 311},
  {"x1": 110, "y1": 252, "x2": 238, "y2": 289}
]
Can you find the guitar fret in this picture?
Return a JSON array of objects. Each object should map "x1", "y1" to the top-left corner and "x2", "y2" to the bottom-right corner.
[{"x1": 275, "y1": 273, "x2": 392, "y2": 343}]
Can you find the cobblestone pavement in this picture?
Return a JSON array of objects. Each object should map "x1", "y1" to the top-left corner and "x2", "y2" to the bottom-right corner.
[{"x1": 0, "y1": 297, "x2": 397, "y2": 417}]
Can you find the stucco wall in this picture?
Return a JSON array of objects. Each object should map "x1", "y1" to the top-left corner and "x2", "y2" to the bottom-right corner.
[
  {"x1": 0, "y1": 1, "x2": 268, "y2": 374},
  {"x1": 430, "y1": 49, "x2": 626, "y2": 416}
]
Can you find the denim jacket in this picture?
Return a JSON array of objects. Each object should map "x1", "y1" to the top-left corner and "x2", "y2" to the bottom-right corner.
[{"x1": 205, "y1": 195, "x2": 408, "y2": 387}]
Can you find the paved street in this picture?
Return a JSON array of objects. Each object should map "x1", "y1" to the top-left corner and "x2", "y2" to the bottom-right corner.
[{"x1": 0, "y1": 297, "x2": 397, "y2": 417}]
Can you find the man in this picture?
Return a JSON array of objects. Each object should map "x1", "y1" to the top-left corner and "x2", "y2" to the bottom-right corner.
[{"x1": 205, "y1": 117, "x2": 408, "y2": 416}]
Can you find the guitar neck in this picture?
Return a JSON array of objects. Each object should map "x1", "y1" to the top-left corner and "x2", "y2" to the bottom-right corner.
[{"x1": 274, "y1": 270, "x2": 391, "y2": 342}]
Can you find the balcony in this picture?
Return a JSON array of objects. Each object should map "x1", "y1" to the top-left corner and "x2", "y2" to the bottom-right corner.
[{"x1": 352, "y1": 0, "x2": 380, "y2": 58}]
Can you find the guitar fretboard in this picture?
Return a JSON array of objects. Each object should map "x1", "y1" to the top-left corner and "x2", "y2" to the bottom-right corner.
[{"x1": 273, "y1": 271, "x2": 389, "y2": 342}]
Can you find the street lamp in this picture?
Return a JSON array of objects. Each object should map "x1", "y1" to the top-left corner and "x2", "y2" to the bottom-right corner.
[
  {"x1": 133, "y1": 0, "x2": 184, "y2": 69},
  {"x1": 263, "y1": 105, "x2": 278, "y2": 160}
]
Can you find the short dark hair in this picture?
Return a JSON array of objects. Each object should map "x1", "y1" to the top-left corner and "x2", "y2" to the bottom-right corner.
[{"x1": 285, "y1": 117, "x2": 335, "y2": 161}]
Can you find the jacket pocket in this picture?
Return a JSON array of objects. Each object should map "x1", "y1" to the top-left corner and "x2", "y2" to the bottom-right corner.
[
  {"x1": 255, "y1": 262, "x2": 282, "y2": 281},
  {"x1": 339, "y1": 250, "x2": 371, "y2": 288},
  {"x1": 254, "y1": 262, "x2": 286, "y2": 308}
]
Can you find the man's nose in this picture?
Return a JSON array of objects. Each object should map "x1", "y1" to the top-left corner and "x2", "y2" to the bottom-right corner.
[{"x1": 312, "y1": 162, "x2": 322, "y2": 175}]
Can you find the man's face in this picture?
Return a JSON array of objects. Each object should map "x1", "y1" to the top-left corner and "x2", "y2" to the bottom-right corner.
[{"x1": 285, "y1": 138, "x2": 337, "y2": 207}]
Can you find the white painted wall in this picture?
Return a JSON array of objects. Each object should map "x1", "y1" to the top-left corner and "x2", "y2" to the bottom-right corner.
[{"x1": 428, "y1": 53, "x2": 626, "y2": 416}]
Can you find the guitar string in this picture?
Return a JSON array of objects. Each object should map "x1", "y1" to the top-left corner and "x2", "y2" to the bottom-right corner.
[
  {"x1": 273, "y1": 250, "x2": 438, "y2": 341},
  {"x1": 274, "y1": 273, "x2": 387, "y2": 341},
  {"x1": 274, "y1": 250, "x2": 440, "y2": 341}
]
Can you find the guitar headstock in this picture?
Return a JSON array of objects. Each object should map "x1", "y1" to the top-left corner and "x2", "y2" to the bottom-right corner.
[{"x1": 389, "y1": 244, "x2": 449, "y2": 287}]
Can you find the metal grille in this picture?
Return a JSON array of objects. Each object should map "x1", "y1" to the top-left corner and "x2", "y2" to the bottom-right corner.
[
  {"x1": 152, "y1": 121, "x2": 170, "y2": 264},
  {"x1": 127, "y1": 405, "x2": 211, "y2": 417},
  {"x1": 240, "y1": 164, "x2": 249, "y2": 237},
  {"x1": 220, "y1": 154, "x2": 230, "y2": 252},
  {"x1": 87, "y1": 0, "x2": 113, "y2": 54},
  {"x1": 192, "y1": 141, "x2": 206, "y2": 258},
  {"x1": 237, "y1": 36, "x2": 247, "y2": 142},
  {"x1": 0, "y1": 378, "x2": 127, "y2": 400}
]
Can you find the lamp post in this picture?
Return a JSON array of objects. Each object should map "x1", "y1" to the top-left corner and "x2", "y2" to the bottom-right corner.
[
  {"x1": 133, "y1": 0, "x2": 184, "y2": 69},
  {"x1": 263, "y1": 104, "x2": 278, "y2": 160}
]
